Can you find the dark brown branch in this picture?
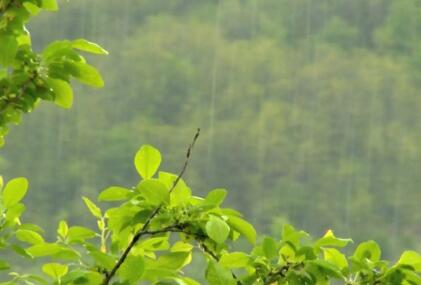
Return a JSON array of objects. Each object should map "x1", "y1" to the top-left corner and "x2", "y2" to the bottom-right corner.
[{"x1": 102, "y1": 128, "x2": 200, "y2": 285}]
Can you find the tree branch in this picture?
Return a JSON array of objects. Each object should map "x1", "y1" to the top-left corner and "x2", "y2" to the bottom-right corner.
[{"x1": 102, "y1": 128, "x2": 200, "y2": 285}]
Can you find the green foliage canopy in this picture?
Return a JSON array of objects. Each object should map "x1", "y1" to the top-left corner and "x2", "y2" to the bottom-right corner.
[{"x1": 0, "y1": 0, "x2": 106, "y2": 147}]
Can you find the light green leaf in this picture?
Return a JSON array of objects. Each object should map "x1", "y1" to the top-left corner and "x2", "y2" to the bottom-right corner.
[
  {"x1": 398, "y1": 251, "x2": 421, "y2": 272},
  {"x1": 219, "y1": 252, "x2": 250, "y2": 269},
  {"x1": 2, "y1": 177, "x2": 28, "y2": 208},
  {"x1": 67, "y1": 61, "x2": 104, "y2": 88},
  {"x1": 282, "y1": 224, "x2": 310, "y2": 247},
  {"x1": 0, "y1": 176, "x2": 3, "y2": 189},
  {"x1": 67, "y1": 226, "x2": 96, "y2": 243},
  {"x1": 203, "y1": 189, "x2": 227, "y2": 207},
  {"x1": 16, "y1": 230, "x2": 44, "y2": 245},
  {"x1": 42, "y1": 0, "x2": 58, "y2": 10},
  {"x1": 27, "y1": 243, "x2": 63, "y2": 257},
  {"x1": 227, "y1": 216, "x2": 256, "y2": 245},
  {"x1": 98, "y1": 186, "x2": 131, "y2": 201},
  {"x1": 353, "y1": 240, "x2": 381, "y2": 263},
  {"x1": 323, "y1": 248, "x2": 348, "y2": 270},
  {"x1": 57, "y1": 220, "x2": 68, "y2": 239},
  {"x1": 159, "y1": 172, "x2": 191, "y2": 206},
  {"x1": 72, "y1": 39, "x2": 108, "y2": 55},
  {"x1": 0, "y1": 35, "x2": 18, "y2": 66},
  {"x1": 308, "y1": 259, "x2": 343, "y2": 279},
  {"x1": 206, "y1": 216, "x2": 230, "y2": 244},
  {"x1": 135, "y1": 145, "x2": 162, "y2": 179},
  {"x1": 262, "y1": 236, "x2": 278, "y2": 259},
  {"x1": 82, "y1": 196, "x2": 102, "y2": 218},
  {"x1": 46, "y1": 78, "x2": 73, "y2": 108},
  {"x1": 157, "y1": 252, "x2": 191, "y2": 270},
  {"x1": 206, "y1": 260, "x2": 236, "y2": 285},
  {"x1": 315, "y1": 229, "x2": 352, "y2": 248},
  {"x1": 42, "y1": 263, "x2": 68, "y2": 279},
  {"x1": 119, "y1": 255, "x2": 144, "y2": 282},
  {"x1": 138, "y1": 179, "x2": 169, "y2": 206}
]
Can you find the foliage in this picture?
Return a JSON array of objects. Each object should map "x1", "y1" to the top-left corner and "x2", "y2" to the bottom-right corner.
[
  {"x1": 0, "y1": 0, "x2": 107, "y2": 147},
  {"x1": 1, "y1": 1, "x2": 421, "y2": 285},
  {"x1": 1, "y1": 144, "x2": 421, "y2": 284}
]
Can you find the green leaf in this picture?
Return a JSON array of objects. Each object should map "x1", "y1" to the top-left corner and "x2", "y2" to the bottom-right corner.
[
  {"x1": 282, "y1": 224, "x2": 309, "y2": 247},
  {"x1": 138, "y1": 179, "x2": 169, "y2": 206},
  {"x1": 159, "y1": 172, "x2": 191, "y2": 206},
  {"x1": 82, "y1": 196, "x2": 102, "y2": 218},
  {"x1": 219, "y1": 252, "x2": 250, "y2": 269},
  {"x1": 398, "y1": 251, "x2": 421, "y2": 272},
  {"x1": 57, "y1": 220, "x2": 68, "y2": 239},
  {"x1": 66, "y1": 61, "x2": 104, "y2": 88},
  {"x1": 88, "y1": 250, "x2": 116, "y2": 270},
  {"x1": 262, "y1": 236, "x2": 278, "y2": 259},
  {"x1": 206, "y1": 260, "x2": 236, "y2": 285},
  {"x1": 46, "y1": 78, "x2": 73, "y2": 108},
  {"x1": 227, "y1": 216, "x2": 256, "y2": 245},
  {"x1": 42, "y1": 0, "x2": 58, "y2": 11},
  {"x1": 315, "y1": 229, "x2": 352, "y2": 248},
  {"x1": 0, "y1": 35, "x2": 18, "y2": 66},
  {"x1": 42, "y1": 263, "x2": 68, "y2": 279},
  {"x1": 72, "y1": 39, "x2": 108, "y2": 55},
  {"x1": 119, "y1": 255, "x2": 144, "y2": 282},
  {"x1": 5, "y1": 203, "x2": 25, "y2": 222},
  {"x1": 67, "y1": 226, "x2": 96, "y2": 243},
  {"x1": 0, "y1": 176, "x2": 3, "y2": 190},
  {"x1": 157, "y1": 252, "x2": 191, "y2": 270},
  {"x1": 2, "y1": 177, "x2": 28, "y2": 208},
  {"x1": 323, "y1": 248, "x2": 348, "y2": 270},
  {"x1": 203, "y1": 189, "x2": 227, "y2": 207},
  {"x1": 98, "y1": 186, "x2": 131, "y2": 201},
  {"x1": 353, "y1": 240, "x2": 381, "y2": 263},
  {"x1": 206, "y1": 216, "x2": 230, "y2": 244},
  {"x1": 16, "y1": 230, "x2": 44, "y2": 245},
  {"x1": 135, "y1": 145, "x2": 162, "y2": 179},
  {"x1": 27, "y1": 243, "x2": 63, "y2": 257},
  {"x1": 308, "y1": 259, "x2": 343, "y2": 279}
]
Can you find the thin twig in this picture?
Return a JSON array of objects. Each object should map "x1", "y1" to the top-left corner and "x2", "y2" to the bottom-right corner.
[{"x1": 102, "y1": 128, "x2": 200, "y2": 285}]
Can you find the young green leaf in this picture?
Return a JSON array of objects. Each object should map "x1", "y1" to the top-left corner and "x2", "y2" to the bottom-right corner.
[
  {"x1": 353, "y1": 240, "x2": 381, "y2": 263},
  {"x1": 0, "y1": 35, "x2": 18, "y2": 66},
  {"x1": 57, "y1": 220, "x2": 69, "y2": 239},
  {"x1": 219, "y1": 252, "x2": 250, "y2": 269},
  {"x1": 98, "y1": 186, "x2": 131, "y2": 201},
  {"x1": 262, "y1": 236, "x2": 278, "y2": 259},
  {"x1": 138, "y1": 179, "x2": 169, "y2": 206},
  {"x1": 323, "y1": 248, "x2": 348, "y2": 270},
  {"x1": 119, "y1": 255, "x2": 145, "y2": 282},
  {"x1": 206, "y1": 216, "x2": 230, "y2": 244},
  {"x1": 203, "y1": 188, "x2": 227, "y2": 207},
  {"x1": 16, "y1": 230, "x2": 44, "y2": 245},
  {"x1": 206, "y1": 260, "x2": 236, "y2": 285},
  {"x1": 82, "y1": 196, "x2": 102, "y2": 218},
  {"x1": 72, "y1": 39, "x2": 108, "y2": 55},
  {"x1": 227, "y1": 216, "x2": 256, "y2": 245},
  {"x1": 46, "y1": 78, "x2": 73, "y2": 108},
  {"x1": 135, "y1": 145, "x2": 162, "y2": 179},
  {"x1": 398, "y1": 251, "x2": 421, "y2": 272},
  {"x1": 66, "y1": 61, "x2": 104, "y2": 88},
  {"x1": 315, "y1": 229, "x2": 352, "y2": 248},
  {"x1": 2, "y1": 177, "x2": 28, "y2": 208},
  {"x1": 42, "y1": 263, "x2": 68, "y2": 279}
]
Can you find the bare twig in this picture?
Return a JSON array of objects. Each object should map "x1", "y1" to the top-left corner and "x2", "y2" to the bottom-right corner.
[{"x1": 102, "y1": 128, "x2": 200, "y2": 285}]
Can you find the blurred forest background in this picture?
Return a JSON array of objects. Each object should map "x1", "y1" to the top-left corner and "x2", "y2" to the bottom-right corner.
[{"x1": 1, "y1": 0, "x2": 421, "y2": 261}]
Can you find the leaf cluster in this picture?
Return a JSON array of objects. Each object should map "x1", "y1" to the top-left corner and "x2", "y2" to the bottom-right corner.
[
  {"x1": 0, "y1": 145, "x2": 420, "y2": 285},
  {"x1": 0, "y1": 0, "x2": 107, "y2": 146}
]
